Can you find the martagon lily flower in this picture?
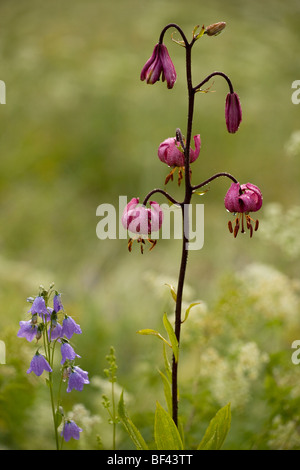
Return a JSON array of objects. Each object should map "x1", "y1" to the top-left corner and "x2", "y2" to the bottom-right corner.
[
  {"x1": 158, "y1": 134, "x2": 201, "y2": 185},
  {"x1": 140, "y1": 43, "x2": 177, "y2": 89},
  {"x1": 225, "y1": 182, "x2": 263, "y2": 237},
  {"x1": 122, "y1": 198, "x2": 164, "y2": 253}
]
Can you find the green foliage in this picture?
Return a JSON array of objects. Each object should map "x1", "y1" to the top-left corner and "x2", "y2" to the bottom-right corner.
[
  {"x1": 118, "y1": 391, "x2": 148, "y2": 451},
  {"x1": 0, "y1": 0, "x2": 300, "y2": 450},
  {"x1": 137, "y1": 313, "x2": 178, "y2": 362},
  {"x1": 154, "y1": 402, "x2": 183, "y2": 450},
  {"x1": 197, "y1": 403, "x2": 231, "y2": 450}
]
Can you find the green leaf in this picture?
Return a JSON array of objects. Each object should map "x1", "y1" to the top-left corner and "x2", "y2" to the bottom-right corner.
[
  {"x1": 193, "y1": 24, "x2": 206, "y2": 40},
  {"x1": 55, "y1": 409, "x2": 63, "y2": 429},
  {"x1": 163, "y1": 314, "x2": 179, "y2": 363},
  {"x1": 154, "y1": 402, "x2": 183, "y2": 450},
  {"x1": 137, "y1": 329, "x2": 171, "y2": 348},
  {"x1": 158, "y1": 370, "x2": 172, "y2": 416},
  {"x1": 197, "y1": 403, "x2": 231, "y2": 450},
  {"x1": 163, "y1": 343, "x2": 172, "y2": 382},
  {"x1": 182, "y1": 302, "x2": 201, "y2": 323},
  {"x1": 164, "y1": 283, "x2": 177, "y2": 302},
  {"x1": 118, "y1": 391, "x2": 148, "y2": 450},
  {"x1": 171, "y1": 33, "x2": 186, "y2": 47}
]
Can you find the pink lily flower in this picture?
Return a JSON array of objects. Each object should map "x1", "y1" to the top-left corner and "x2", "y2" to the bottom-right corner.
[
  {"x1": 141, "y1": 43, "x2": 177, "y2": 89},
  {"x1": 225, "y1": 182, "x2": 262, "y2": 237}
]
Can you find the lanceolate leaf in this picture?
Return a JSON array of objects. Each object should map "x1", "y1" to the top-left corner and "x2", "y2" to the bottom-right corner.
[
  {"x1": 154, "y1": 402, "x2": 183, "y2": 450},
  {"x1": 197, "y1": 403, "x2": 231, "y2": 450},
  {"x1": 182, "y1": 302, "x2": 201, "y2": 323},
  {"x1": 158, "y1": 370, "x2": 172, "y2": 416},
  {"x1": 118, "y1": 391, "x2": 148, "y2": 450},
  {"x1": 164, "y1": 283, "x2": 177, "y2": 302},
  {"x1": 163, "y1": 343, "x2": 172, "y2": 382},
  {"x1": 136, "y1": 329, "x2": 171, "y2": 348}
]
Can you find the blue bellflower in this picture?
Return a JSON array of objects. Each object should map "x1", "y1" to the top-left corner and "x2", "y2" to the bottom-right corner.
[
  {"x1": 67, "y1": 366, "x2": 89, "y2": 393},
  {"x1": 27, "y1": 352, "x2": 52, "y2": 376},
  {"x1": 17, "y1": 320, "x2": 39, "y2": 342},
  {"x1": 28, "y1": 296, "x2": 50, "y2": 319},
  {"x1": 53, "y1": 293, "x2": 64, "y2": 313},
  {"x1": 62, "y1": 316, "x2": 82, "y2": 339},
  {"x1": 61, "y1": 342, "x2": 81, "y2": 365},
  {"x1": 61, "y1": 420, "x2": 82, "y2": 442}
]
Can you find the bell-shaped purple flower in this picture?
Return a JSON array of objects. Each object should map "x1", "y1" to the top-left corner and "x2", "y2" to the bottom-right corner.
[
  {"x1": 66, "y1": 366, "x2": 89, "y2": 393},
  {"x1": 17, "y1": 320, "x2": 39, "y2": 342},
  {"x1": 28, "y1": 296, "x2": 49, "y2": 319},
  {"x1": 48, "y1": 322, "x2": 63, "y2": 341},
  {"x1": 61, "y1": 341, "x2": 81, "y2": 365},
  {"x1": 140, "y1": 43, "x2": 177, "y2": 89},
  {"x1": 225, "y1": 182, "x2": 263, "y2": 237},
  {"x1": 61, "y1": 315, "x2": 82, "y2": 339},
  {"x1": 53, "y1": 293, "x2": 64, "y2": 313},
  {"x1": 27, "y1": 352, "x2": 52, "y2": 376},
  {"x1": 61, "y1": 420, "x2": 82, "y2": 442},
  {"x1": 225, "y1": 92, "x2": 242, "y2": 133}
]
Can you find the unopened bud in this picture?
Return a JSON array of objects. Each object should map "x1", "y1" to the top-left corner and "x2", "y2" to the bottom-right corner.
[
  {"x1": 36, "y1": 327, "x2": 43, "y2": 341},
  {"x1": 205, "y1": 22, "x2": 226, "y2": 37}
]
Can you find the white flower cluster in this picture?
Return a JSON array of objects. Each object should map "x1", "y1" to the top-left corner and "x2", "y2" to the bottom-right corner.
[
  {"x1": 240, "y1": 262, "x2": 300, "y2": 322},
  {"x1": 258, "y1": 203, "x2": 300, "y2": 258},
  {"x1": 268, "y1": 415, "x2": 300, "y2": 450},
  {"x1": 198, "y1": 342, "x2": 268, "y2": 409}
]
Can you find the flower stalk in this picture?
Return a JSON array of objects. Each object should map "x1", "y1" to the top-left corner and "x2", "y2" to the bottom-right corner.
[{"x1": 127, "y1": 22, "x2": 262, "y2": 428}]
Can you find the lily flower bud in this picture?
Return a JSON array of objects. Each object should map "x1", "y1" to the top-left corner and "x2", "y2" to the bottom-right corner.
[
  {"x1": 205, "y1": 22, "x2": 226, "y2": 36},
  {"x1": 225, "y1": 92, "x2": 242, "y2": 133}
]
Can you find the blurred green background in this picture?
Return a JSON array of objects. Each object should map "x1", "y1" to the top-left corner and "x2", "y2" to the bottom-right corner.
[{"x1": 1, "y1": 0, "x2": 300, "y2": 450}]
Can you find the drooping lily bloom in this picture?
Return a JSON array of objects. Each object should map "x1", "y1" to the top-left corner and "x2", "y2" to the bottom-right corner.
[
  {"x1": 158, "y1": 134, "x2": 201, "y2": 185},
  {"x1": 140, "y1": 43, "x2": 177, "y2": 89},
  {"x1": 225, "y1": 92, "x2": 242, "y2": 133},
  {"x1": 122, "y1": 198, "x2": 164, "y2": 253},
  {"x1": 225, "y1": 182, "x2": 262, "y2": 237},
  {"x1": 158, "y1": 134, "x2": 200, "y2": 166}
]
